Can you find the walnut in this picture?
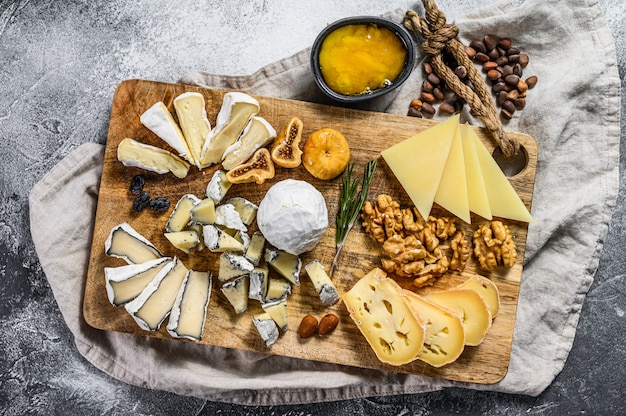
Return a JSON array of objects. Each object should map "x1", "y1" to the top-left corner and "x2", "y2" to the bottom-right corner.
[
  {"x1": 473, "y1": 221, "x2": 517, "y2": 271},
  {"x1": 449, "y1": 231, "x2": 470, "y2": 271}
]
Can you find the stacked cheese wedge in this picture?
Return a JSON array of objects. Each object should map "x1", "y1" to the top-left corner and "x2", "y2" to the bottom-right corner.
[
  {"x1": 381, "y1": 115, "x2": 532, "y2": 224},
  {"x1": 342, "y1": 268, "x2": 500, "y2": 367}
]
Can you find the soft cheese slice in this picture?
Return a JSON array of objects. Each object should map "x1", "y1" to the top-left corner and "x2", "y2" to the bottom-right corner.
[
  {"x1": 104, "y1": 257, "x2": 172, "y2": 306},
  {"x1": 468, "y1": 126, "x2": 533, "y2": 223},
  {"x1": 265, "y1": 248, "x2": 301, "y2": 286},
  {"x1": 244, "y1": 231, "x2": 265, "y2": 266},
  {"x1": 198, "y1": 92, "x2": 260, "y2": 167},
  {"x1": 125, "y1": 258, "x2": 189, "y2": 331},
  {"x1": 252, "y1": 312, "x2": 279, "y2": 348},
  {"x1": 402, "y1": 290, "x2": 465, "y2": 367},
  {"x1": 218, "y1": 251, "x2": 254, "y2": 282},
  {"x1": 434, "y1": 122, "x2": 471, "y2": 224},
  {"x1": 222, "y1": 116, "x2": 277, "y2": 170},
  {"x1": 140, "y1": 101, "x2": 194, "y2": 164},
  {"x1": 164, "y1": 230, "x2": 200, "y2": 254},
  {"x1": 190, "y1": 198, "x2": 217, "y2": 225},
  {"x1": 381, "y1": 114, "x2": 459, "y2": 220},
  {"x1": 166, "y1": 194, "x2": 201, "y2": 233},
  {"x1": 203, "y1": 224, "x2": 245, "y2": 252},
  {"x1": 215, "y1": 203, "x2": 247, "y2": 232},
  {"x1": 105, "y1": 222, "x2": 162, "y2": 264},
  {"x1": 173, "y1": 92, "x2": 211, "y2": 167},
  {"x1": 262, "y1": 297, "x2": 288, "y2": 332},
  {"x1": 117, "y1": 138, "x2": 190, "y2": 179},
  {"x1": 205, "y1": 170, "x2": 232, "y2": 203},
  {"x1": 225, "y1": 197, "x2": 258, "y2": 226},
  {"x1": 249, "y1": 264, "x2": 269, "y2": 302},
  {"x1": 460, "y1": 124, "x2": 492, "y2": 220},
  {"x1": 220, "y1": 274, "x2": 249, "y2": 314},
  {"x1": 264, "y1": 278, "x2": 292, "y2": 303},
  {"x1": 342, "y1": 268, "x2": 426, "y2": 366},
  {"x1": 304, "y1": 260, "x2": 340, "y2": 306},
  {"x1": 166, "y1": 270, "x2": 212, "y2": 341},
  {"x1": 456, "y1": 275, "x2": 500, "y2": 318}
]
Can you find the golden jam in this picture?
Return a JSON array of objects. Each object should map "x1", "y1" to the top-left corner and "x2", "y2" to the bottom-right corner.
[{"x1": 318, "y1": 24, "x2": 407, "y2": 96}]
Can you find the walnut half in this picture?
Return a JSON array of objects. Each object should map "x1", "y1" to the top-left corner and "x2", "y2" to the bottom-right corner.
[{"x1": 473, "y1": 221, "x2": 517, "y2": 271}]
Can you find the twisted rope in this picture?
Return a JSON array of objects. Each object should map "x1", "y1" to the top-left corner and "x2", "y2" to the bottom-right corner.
[{"x1": 404, "y1": 0, "x2": 518, "y2": 157}]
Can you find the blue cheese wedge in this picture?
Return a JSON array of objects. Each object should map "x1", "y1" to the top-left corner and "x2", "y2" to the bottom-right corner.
[
  {"x1": 261, "y1": 297, "x2": 288, "y2": 332},
  {"x1": 117, "y1": 138, "x2": 190, "y2": 179},
  {"x1": 166, "y1": 194, "x2": 201, "y2": 233},
  {"x1": 252, "y1": 312, "x2": 279, "y2": 348},
  {"x1": 124, "y1": 257, "x2": 189, "y2": 331},
  {"x1": 304, "y1": 260, "x2": 339, "y2": 306},
  {"x1": 164, "y1": 230, "x2": 200, "y2": 254},
  {"x1": 264, "y1": 278, "x2": 291, "y2": 303},
  {"x1": 203, "y1": 225, "x2": 245, "y2": 252},
  {"x1": 105, "y1": 222, "x2": 162, "y2": 264},
  {"x1": 225, "y1": 197, "x2": 258, "y2": 226},
  {"x1": 221, "y1": 116, "x2": 276, "y2": 170},
  {"x1": 104, "y1": 257, "x2": 172, "y2": 306},
  {"x1": 218, "y1": 251, "x2": 254, "y2": 282},
  {"x1": 189, "y1": 198, "x2": 217, "y2": 225},
  {"x1": 205, "y1": 170, "x2": 232, "y2": 203},
  {"x1": 220, "y1": 274, "x2": 248, "y2": 314},
  {"x1": 166, "y1": 270, "x2": 212, "y2": 341},
  {"x1": 244, "y1": 231, "x2": 265, "y2": 266},
  {"x1": 215, "y1": 203, "x2": 247, "y2": 232},
  {"x1": 265, "y1": 248, "x2": 301, "y2": 286},
  {"x1": 140, "y1": 101, "x2": 194, "y2": 164},
  {"x1": 173, "y1": 92, "x2": 211, "y2": 167},
  {"x1": 198, "y1": 92, "x2": 260, "y2": 168},
  {"x1": 248, "y1": 264, "x2": 269, "y2": 302}
]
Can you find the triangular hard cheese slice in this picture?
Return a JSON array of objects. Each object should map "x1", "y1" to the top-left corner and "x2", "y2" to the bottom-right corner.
[
  {"x1": 381, "y1": 114, "x2": 459, "y2": 220},
  {"x1": 434, "y1": 122, "x2": 471, "y2": 224},
  {"x1": 469, "y1": 127, "x2": 533, "y2": 223},
  {"x1": 460, "y1": 124, "x2": 492, "y2": 220}
]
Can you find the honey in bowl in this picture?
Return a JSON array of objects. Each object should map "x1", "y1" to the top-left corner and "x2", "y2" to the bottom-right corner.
[{"x1": 318, "y1": 24, "x2": 408, "y2": 96}]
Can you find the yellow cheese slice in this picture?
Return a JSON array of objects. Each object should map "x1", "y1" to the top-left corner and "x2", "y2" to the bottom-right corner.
[
  {"x1": 381, "y1": 114, "x2": 459, "y2": 220},
  {"x1": 342, "y1": 268, "x2": 425, "y2": 366},
  {"x1": 173, "y1": 92, "x2": 212, "y2": 167},
  {"x1": 402, "y1": 289, "x2": 465, "y2": 367},
  {"x1": 468, "y1": 127, "x2": 533, "y2": 223},
  {"x1": 433, "y1": 121, "x2": 470, "y2": 223},
  {"x1": 455, "y1": 275, "x2": 500, "y2": 318},
  {"x1": 424, "y1": 289, "x2": 492, "y2": 346},
  {"x1": 166, "y1": 270, "x2": 212, "y2": 341},
  {"x1": 460, "y1": 124, "x2": 492, "y2": 220}
]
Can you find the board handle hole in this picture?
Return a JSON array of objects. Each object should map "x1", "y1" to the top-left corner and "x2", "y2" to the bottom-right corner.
[{"x1": 492, "y1": 145, "x2": 528, "y2": 177}]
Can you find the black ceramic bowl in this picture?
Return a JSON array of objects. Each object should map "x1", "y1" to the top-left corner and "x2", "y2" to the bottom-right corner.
[{"x1": 310, "y1": 16, "x2": 416, "y2": 103}]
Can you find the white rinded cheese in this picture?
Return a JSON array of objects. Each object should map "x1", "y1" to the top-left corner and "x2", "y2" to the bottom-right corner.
[
  {"x1": 215, "y1": 203, "x2": 247, "y2": 232},
  {"x1": 252, "y1": 312, "x2": 279, "y2": 348},
  {"x1": 105, "y1": 222, "x2": 162, "y2": 264},
  {"x1": 124, "y1": 258, "x2": 189, "y2": 331},
  {"x1": 262, "y1": 297, "x2": 288, "y2": 332},
  {"x1": 221, "y1": 116, "x2": 276, "y2": 170},
  {"x1": 244, "y1": 231, "x2": 265, "y2": 266},
  {"x1": 203, "y1": 224, "x2": 245, "y2": 252},
  {"x1": 225, "y1": 197, "x2": 258, "y2": 226},
  {"x1": 220, "y1": 274, "x2": 249, "y2": 314},
  {"x1": 104, "y1": 257, "x2": 172, "y2": 306},
  {"x1": 164, "y1": 230, "x2": 200, "y2": 254},
  {"x1": 248, "y1": 264, "x2": 269, "y2": 302},
  {"x1": 265, "y1": 248, "x2": 301, "y2": 286},
  {"x1": 218, "y1": 251, "x2": 254, "y2": 282},
  {"x1": 304, "y1": 260, "x2": 339, "y2": 306},
  {"x1": 173, "y1": 92, "x2": 211, "y2": 167},
  {"x1": 140, "y1": 101, "x2": 194, "y2": 164},
  {"x1": 117, "y1": 138, "x2": 190, "y2": 179},
  {"x1": 264, "y1": 278, "x2": 291, "y2": 303},
  {"x1": 166, "y1": 194, "x2": 201, "y2": 233},
  {"x1": 190, "y1": 198, "x2": 217, "y2": 225},
  {"x1": 205, "y1": 170, "x2": 232, "y2": 203},
  {"x1": 167, "y1": 270, "x2": 212, "y2": 341}
]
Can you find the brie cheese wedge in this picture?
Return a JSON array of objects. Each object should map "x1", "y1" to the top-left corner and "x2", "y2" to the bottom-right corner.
[
  {"x1": 164, "y1": 230, "x2": 200, "y2": 254},
  {"x1": 304, "y1": 260, "x2": 339, "y2": 306},
  {"x1": 173, "y1": 92, "x2": 211, "y2": 167},
  {"x1": 166, "y1": 194, "x2": 201, "y2": 233},
  {"x1": 218, "y1": 251, "x2": 254, "y2": 282},
  {"x1": 104, "y1": 257, "x2": 172, "y2": 306},
  {"x1": 220, "y1": 274, "x2": 249, "y2": 314},
  {"x1": 203, "y1": 224, "x2": 245, "y2": 252},
  {"x1": 167, "y1": 270, "x2": 212, "y2": 341},
  {"x1": 244, "y1": 231, "x2": 265, "y2": 266},
  {"x1": 117, "y1": 138, "x2": 190, "y2": 179},
  {"x1": 265, "y1": 248, "x2": 301, "y2": 286},
  {"x1": 224, "y1": 197, "x2": 258, "y2": 226},
  {"x1": 140, "y1": 101, "x2": 194, "y2": 164},
  {"x1": 252, "y1": 312, "x2": 279, "y2": 348},
  {"x1": 105, "y1": 222, "x2": 162, "y2": 264},
  {"x1": 221, "y1": 116, "x2": 276, "y2": 170},
  {"x1": 261, "y1": 297, "x2": 288, "y2": 332},
  {"x1": 248, "y1": 264, "x2": 269, "y2": 302},
  {"x1": 205, "y1": 170, "x2": 232, "y2": 203},
  {"x1": 215, "y1": 203, "x2": 247, "y2": 232}
]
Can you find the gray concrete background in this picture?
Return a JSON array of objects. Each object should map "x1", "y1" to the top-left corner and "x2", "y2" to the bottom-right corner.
[{"x1": 1, "y1": 0, "x2": 625, "y2": 414}]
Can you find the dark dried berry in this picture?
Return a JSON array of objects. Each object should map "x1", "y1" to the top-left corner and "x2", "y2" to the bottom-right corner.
[
  {"x1": 129, "y1": 175, "x2": 145, "y2": 195},
  {"x1": 132, "y1": 191, "x2": 150, "y2": 211},
  {"x1": 149, "y1": 197, "x2": 171, "y2": 212}
]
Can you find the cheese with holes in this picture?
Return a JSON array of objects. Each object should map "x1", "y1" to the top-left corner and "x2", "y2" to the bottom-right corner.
[
  {"x1": 166, "y1": 270, "x2": 212, "y2": 341},
  {"x1": 467, "y1": 126, "x2": 533, "y2": 223},
  {"x1": 304, "y1": 260, "x2": 339, "y2": 306},
  {"x1": 218, "y1": 252, "x2": 254, "y2": 282},
  {"x1": 203, "y1": 224, "x2": 244, "y2": 252},
  {"x1": 125, "y1": 258, "x2": 189, "y2": 331},
  {"x1": 222, "y1": 116, "x2": 276, "y2": 170},
  {"x1": 342, "y1": 268, "x2": 426, "y2": 366},
  {"x1": 166, "y1": 194, "x2": 201, "y2": 233},
  {"x1": 381, "y1": 115, "x2": 459, "y2": 220},
  {"x1": 173, "y1": 92, "x2": 211, "y2": 167},
  {"x1": 402, "y1": 289, "x2": 465, "y2": 367},
  {"x1": 456, "y1": 275, "x2": 500, "y2": 318},
  {"x1": 460, "y1": 124, "x2": 492, "y2": 220},
  {"x1": 252, "y1": 312, "x2": 279, "y2": 348},
  {"x1": 105, "y1": 222, "x2": 162, "y2": 264},
  {"x1": 104, "y1": 257, "x2": 172, "y2": 306},
  {"x1": 140, "y1": 101, "x2": 193, "y2": 164},
  {"x1": 205, "y1": 170, "x2": 232, "y2": 203},
  {"x1": 262, "y1": 297, "x2": 288, "y2": 332},
  {"x1": 220, "y1": 274, "x2": 248, "y2": 314},
  {"x1": 424, "y1": 289, "x2": 492, "y2": 346},
  {"x1": 249, "y1": 264, "x2": 269, "y2": 302},
  {"x1": 244, "y1": 231, "x2": 265, "y2": 266},
  {"x1": 265, "y1": 248, "x2": 301, "y2": 286},
  {"x1": 433, "y1": 122, "x2": 470, "y2": 223},
  {"x1": 164, "y1": 230, "x2": 200, "y2": 254},
  {"x1": 117, "y1": 138, "x2": 190, "y2": 179},
  {"x1": 190, "y1": 198, "x2": 217, "y2": 225}
]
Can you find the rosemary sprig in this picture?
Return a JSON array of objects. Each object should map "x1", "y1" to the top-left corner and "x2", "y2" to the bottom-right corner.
[{"x1": 330, "y1": 158, "x2": 377, "y2": 277}]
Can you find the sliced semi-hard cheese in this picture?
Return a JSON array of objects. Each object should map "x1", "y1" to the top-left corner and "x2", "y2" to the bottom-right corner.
[
  {"x1": 381, "y1": 114, "x2": 459, "y2": 220},
  {"x1": 164, "y1": 230, "x2": 200, "y2": 254},
  {"x1": 220, "y1": 274, "x2": 249, "y2": 314},
  {"x1": 433, "y1": 122, "x2": 471, "y2": 224},
  {"x1": 166, "y1": 194, "x2": 201, "y2": 233},
  {"x1": 456, "y1": 274, "x2": 500, "y2": 318},
  {"x1": 222, "y1": 116, "x2": 277, "y2": 170},
  {"x1": 304, "y1": 260, "x2": 339, "y2": 306},
  {"x1": 166, "y1": 270, "x2": 212, "y2": 341},
  {"x1": 173, "y1": 92, "x2": 211, "y2": 167},
  {"x1": 460, "y1": 123, "x2": 492, "y2": 220},
  {"x1": 249, "y1": 264, "x2": 269, "y2": 302},
  {"x1": 467, "y1": 126, "x2": 533, "y2": 223},
  {"x1": 117, "y1": 138, "x2": 190, "y2": 179},
  {"x1": 140, "y1": 101, "x2": 194, "y2": 164},
  {"x1": 225, "y1": 197, "x2": 258, "y2": 226},
  {"x1": 244, "y1": 231, "x2": 265, "y2": 266},
  {"x1": 265, "y1": 248, "x2": 301, "y2": 286},
  {"x1": 402, "y1": 289, "x2": 465, "y2": 367},
  {"x1": 199, "y1": 92, "x2": 260, "y2": 167},
  {"x1": 104, "y1": 257, "x2": 172, "y2": 306},
  {"x1": 262, "y1": 297, "x2": 288, "y2": 332},
  {"x1": 105, "y1": 222, "x2": 162, "y2": 264},
  {"x1": 203, "y1": 224, "x2": 245, "y2": 252},
  {"x1": 124, "y1": 258, "x2": 189, "y2": 331},
  {"x1": 218, "y1": 251, "x2": 254, "y2": 282},
  {"x1": 424, "y1": 289, "x2": 492, "y2": 346},
  {"x1": 252, "y1": 312, "x2": 279, "y2": 348},
  {"x1": 205, "y1": 170, "x2": 232, "y2": 203},
  {"x1": 342, "y1": 268, "x2": 426, "y2": 366}
]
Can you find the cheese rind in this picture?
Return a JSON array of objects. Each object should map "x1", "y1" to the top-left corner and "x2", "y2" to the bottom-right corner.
[
  {"x1": 166, "y1": 194, "x2": 201, "y2": 233},
  {"x1": 117, "y1": 138, "x2": 190, "y2": 179},
  {"x1": 252, "y1": 312, "x2": 279, "y2": 348},
  {"x1": 104, "y1": 257, "x2": 172, "y2": 306},
  {"x1": 264, "y1": 278, "x2": 292, "y2": 303},
  {"x1": 173, "y1": 92, "x2": 211, "y2": 167},
  {"x1": 190, "y1": 198, "x2": 217, "y2": 225},
  {"x1": 265, "y1": 248, "x2": 301, "y2": 286},
  {"x1": 164, "y1": 230, "x2": 200, "y2": 254},
  {"x1": 249, "y1": 264, "x2": 269, "y2": 302},
  {"x1": 105, "y1": 222, "x2": 162, "y2": 264},
  {"x1": 215, "y1": 203, "x2": 247, "y2": 232},
  {"x1": 225, "y1": 197, "x2": 258, "y2": 226},
  {"x1": 140, "y1": 101, "x2": 194, "y2": 164},
  {"x1": 166, "y1": 270, "x2": 212, "y2": 341},
  {"x1": 342, "y1": 268, "x2": 426, "y2": 366},
  {"x1": 220, "y1": 274, "x2": 249, "y2": 314},
  {"x1": 205, "y1": 170, "x2": 232, "y2": 203},
  {"x1": 244, "y1": 231, "x2": 265, "y2": 266},
  {"x1": 262, "y1": 297, "x2": 288, "y2": 332},
  {"x1": 304, "y1": 260, "x2": 339, "y2": 306},
  {"x1": 203, "y1": 225, "x2": 245, "y2": 252},
  {"x1": 218, "y1": 252, "x2": 254, "y2": 282}
]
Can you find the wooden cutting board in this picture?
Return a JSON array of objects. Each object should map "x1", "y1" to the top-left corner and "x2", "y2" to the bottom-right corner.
[{"x1": 84, "y1": 79, "x2": 537, "y2": 384}]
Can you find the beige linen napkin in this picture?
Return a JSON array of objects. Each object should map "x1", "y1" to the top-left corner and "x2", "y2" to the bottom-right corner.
[{"x1": 29, "y1": 0, "x2": 620, "y2": 405}]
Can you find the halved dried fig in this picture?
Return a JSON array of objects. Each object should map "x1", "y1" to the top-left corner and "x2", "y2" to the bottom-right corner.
[
  {"x1": 271, "y1": 117, "x2": 303, "y2": 168},
  {"x1": 226, "y1": 147, "x2": 275, "y2": 184}
]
